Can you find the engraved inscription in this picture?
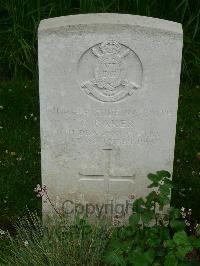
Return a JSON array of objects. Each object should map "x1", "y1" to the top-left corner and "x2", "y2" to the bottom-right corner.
[
  {"x1": 45, "y1": 106, "x2": 167, "y2": 146},
  {"x1": 78, "y1": 40, "x2": 143, "y2": 102}
]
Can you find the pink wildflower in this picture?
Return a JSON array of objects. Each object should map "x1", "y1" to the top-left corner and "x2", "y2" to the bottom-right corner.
[{"x1": 34, "y1": 184, "x2": 47, "y2": 197}]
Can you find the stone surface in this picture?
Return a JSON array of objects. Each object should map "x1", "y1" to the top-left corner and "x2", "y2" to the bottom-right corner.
[{"x1": 38, "y1": 13, "x2": 183, "y2": 218}]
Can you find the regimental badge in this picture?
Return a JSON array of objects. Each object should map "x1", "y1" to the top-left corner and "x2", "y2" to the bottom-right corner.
[{"x1": 79, "y1": 40, "x2": 142, "y2": 102}]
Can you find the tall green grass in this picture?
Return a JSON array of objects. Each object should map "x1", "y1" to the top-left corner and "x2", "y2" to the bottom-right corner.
[
  {"x1": 0, "y1": 212, "x2": 110, "y2": 265},
  {"x1": 0, "y1": 0, "x2": 199, "y2": 81}
]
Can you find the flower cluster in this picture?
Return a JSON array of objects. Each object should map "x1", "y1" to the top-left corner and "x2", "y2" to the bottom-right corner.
[
  {"x1": 0, "y1": 229, "x2": 5, "y2": 236},
  {"x1": 34, "y1": 184, "x2": 47, "y2": 198},
  {"x1": 180, "y1": 207, "x2": 192, "y2": 226},
  {"x1": 112, "y1": 214, "x2": 121, "y2": 227},
  {"x1": 180, "y1": 207, "x2": 199, "y2": 236}
]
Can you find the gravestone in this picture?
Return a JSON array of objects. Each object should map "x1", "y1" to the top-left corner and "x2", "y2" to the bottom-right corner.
[{"x1": 38, "y1": 13, "x2": 183, "y2": 218}]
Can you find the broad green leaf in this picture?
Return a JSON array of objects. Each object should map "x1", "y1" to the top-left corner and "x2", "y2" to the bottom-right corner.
[
  {"x1": 176, "y1": 245, "x2": 193, "y2": 258},
  {"x1": 132, "y1": 198, "x2": 145, "y2": 213},
  {"x1": 164, "y1": 253, "x2": 178, "y2": 266},
  {"x1": 156, "y1": 171, "x2": 171, "y2": 179},
  {"x1": 165, "y1": 239, "x2": 175, "y2": 249},
  {"x1": 148, "y1": 173, "x2": 160, "y2": 183},
  {"x1": 141, "y1": 210, "x2": 155, "y2": 224},
  {"x1": 133, "y1": 249, "x2": 155, "y2": 266},
  {"x1": 170, "y1": 220, "x2": 185, "y2": 231},
  {"x1": 173, "y1": 231, "x2": 189, "y2": 245},
  {"x1": 148, "y1": 182, "x2": 159, "y2": 188},
  {"x1": 192, "y1": 237, "x2": 200, "y2": 248},
  {"x1": 159, "y1": 186, "x2": 170, "y2": 196},
  {"x1": 104, "y1": 251, "x2": 126, "y2": 266},
  {"x1": 129, "y1": 213, "x2": 140, "y2": 226},
  {"x1": 169, "y1": 207, "x2": 181, "y2": 219}
]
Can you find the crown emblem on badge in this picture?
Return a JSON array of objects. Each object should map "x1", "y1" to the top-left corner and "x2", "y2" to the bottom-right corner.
[{"x1": 80, "y1": 40, "x2": 142, "y2": 102}]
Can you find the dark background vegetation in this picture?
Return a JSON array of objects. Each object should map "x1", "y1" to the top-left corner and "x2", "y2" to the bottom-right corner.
[{"x1": 0, "y1": 0, "x2": 199, "y2": 227}]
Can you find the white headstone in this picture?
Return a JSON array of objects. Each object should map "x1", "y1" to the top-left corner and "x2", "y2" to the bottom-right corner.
[{"x1": 38, "y1": 14, "x2": 183, "y2": 218}]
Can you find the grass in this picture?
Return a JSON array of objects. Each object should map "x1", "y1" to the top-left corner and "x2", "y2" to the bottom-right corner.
[
  {"x1": 0, "y1": 213, "x2": 110, "y2": 265},
  {"x1": 0, "y1": 80, "x2": 41, "y2": 228},
  {"x1": 0, "y1": 0, "x2": 199, "y2": 81},
  {"x1": 172, "y1": 82, "x2": 200, "y2": 218}
]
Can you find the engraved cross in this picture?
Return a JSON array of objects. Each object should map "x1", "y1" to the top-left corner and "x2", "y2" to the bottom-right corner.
[{"x1": 79, "y1": 149, "x2": 135, "y2": 196}]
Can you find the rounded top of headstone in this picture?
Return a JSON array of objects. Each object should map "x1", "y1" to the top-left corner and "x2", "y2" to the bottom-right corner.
[{"x1": 38, "y1": 13, "x2": 182, "y2": 35}]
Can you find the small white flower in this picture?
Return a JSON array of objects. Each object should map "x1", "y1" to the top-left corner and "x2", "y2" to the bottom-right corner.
[
  {"x1": 159, "y1": 180, "x2": 164, "y2": 185},
  {"x1": 0, "y1": 229, "x2": 5, "y2": 235},
  {"x1": 24, "y1": 240, "x2": 29, "y2": 246},
  {"x1": 24, "y1": 116, "x2": 27, "y2": 120},
  {"x1": 181, "y1": 207, "x2": 185, "y2": 212},
  {"x1": 195, "y1": 223, "x2": 199, "y2": 228},
  {"x1": 0, "y1": 106, "x2": 3, "y2": 110},
  {"x1": 30, "y1": 113, "x2": 34, "y2": 117},
  {"x1": 0, "y1": 126, "x2": 3, "y2": 129},
  {"x1": 34, "y1": 117, "x2": 37, "y2": 121},
  {"x1": 185, "y1": 221, "x2": 190, "y2": 226}
]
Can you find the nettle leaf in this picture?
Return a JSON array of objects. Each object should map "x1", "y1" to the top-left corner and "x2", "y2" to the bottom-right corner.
[
  {"x1": 104, "y1": 251, "x2": 126, "y2": 266},
  {"x1": 145, "y1": 192, "x2": 157, "y2": 209},
  {"x1": 129, "y1": 213, "x2": 140, "y2": 226},
  {"x1": 157, "y1": 194, "x2": 170, "y2": 207},
  {"x1": 147, "y1": 236, "x2": 161, "y2": 248},
  {"x1": 148, "y1": 182, "x2": 159, "y2": 188},
  {"x1": 141, "y1": 210, "x2": 155, "y2": 224},
  {"x1": 164, "y1": 253, "x2": 178, "y2": 266},
  {"x1": 173, "y1": 231, "x2": 189, "y2": 246},
  {"x1": 132, "y1": 249, "x2": 155, "y2": 266},
  {"x1": 170, "y1": 220, "x2": 185, "y2": 231},
  {"x1": 192, "y1": 237, "x2": 200, "y2": 248},
  {"x1": 159, "y1": 185, "x2": 170, "y2": 196},
  {"x1": 123, "y1": 226, "x2": 136, "y2": 238},
  {"x1": 160, "y1": 228, "x2": 170, "y2": 241},
  {"x1": 132, "y1": 198, "x2": 145, "y2": 213},
  {"x1": 169, "y1": 207, "x2": 181, "y2": 220},
  {"x1": 165, "y1": 239, "x2": 175, "y2": 249},
  {"x1": 172, "y1": 231, "x2": 193, "y2": 258},
  {"x1": 111, "y1": 240, "x2": 127, "y2": 251},
  {"x1": 148, "y1": 173, "x2": 160, "y2": 183},
  {"x1": 163, "y1": 178, "x2": 173, "y2": 187},
  {"x1": 156, "y1": 171, "x2": 171, "y2": 179},
  {"x1": 176, "y1": 245, "x2": 193, "y2": 259}
]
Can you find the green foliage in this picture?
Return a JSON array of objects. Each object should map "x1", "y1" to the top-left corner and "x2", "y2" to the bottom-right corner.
[
  {"x1": 1, "y1": 171, "x2": 200, "y2": 265},
  {"x1": 0, "y1": 0, "x2": 199, "y2": 81},
  {"x1": 104, "y1": 171, "x2": 200, "y2": 266}
]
